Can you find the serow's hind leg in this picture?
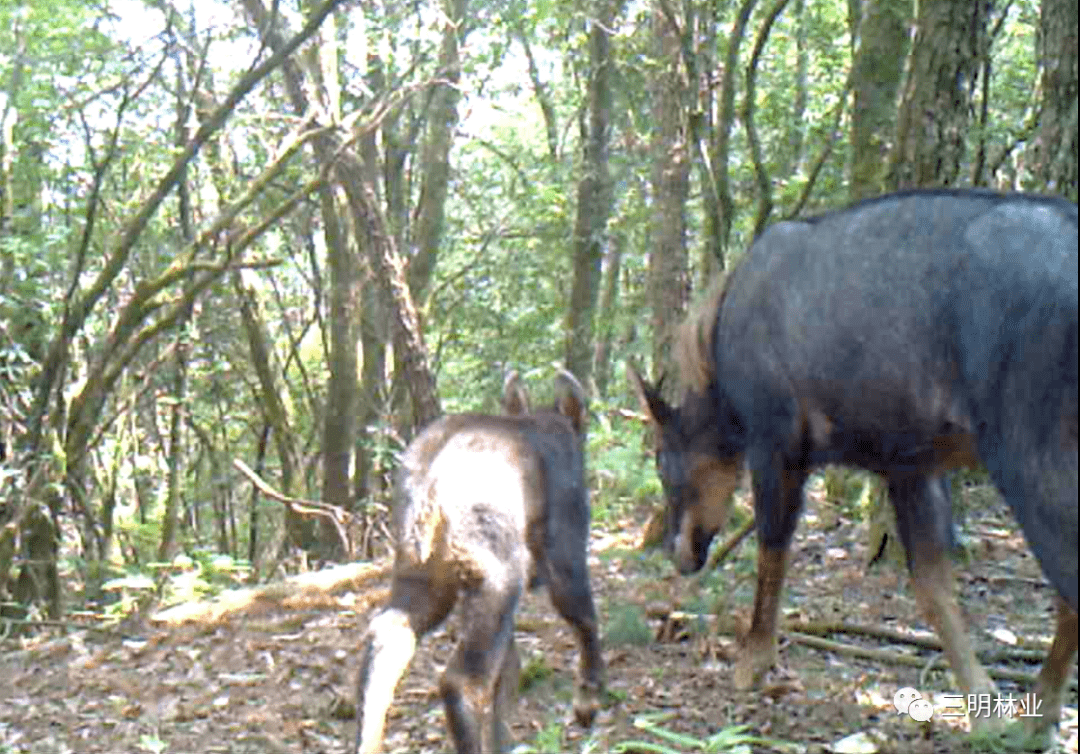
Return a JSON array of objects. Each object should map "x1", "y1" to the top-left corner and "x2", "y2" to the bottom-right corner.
[
  {"x1": 493, "y1": 635, "x2": 521, "y2": 753},
  {"x1": 546, "y1": 542, "x2": 605, "y2": 726},
  {"x1": 1026, "y1": 598, "x2": 1078, "y2": 744},
  {"x1": 890, "y1": 475, "x2": 997, "y2": 729},
  {"x1": 441, "y1": 576, "x2": 522, "y2": 754},
  {"x1": 354, "y1": 573, "x2": 457, "y2": 754}
]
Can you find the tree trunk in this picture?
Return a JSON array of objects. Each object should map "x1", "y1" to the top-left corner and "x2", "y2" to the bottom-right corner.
[
  {"x1": 233, "y1": 273, "x2": 310, "y2": 550},
  {"x1": 408, "y1": 0, "x2": 468, "y2": 301},
  {"x1": 657, "y1": 0, "x2": 721, "y2": 282},
  {"x1": 850, "y1": 0, "x2": 911, "y2": 200},
  {"x1": 341, "y1": 159, "x2": 442, "y2": 427},
  {"x1": 565, "y1": 2, "x2": 617, "y2": 384},
  {"x1": 848, "y1": 0, "x2": 862, "y2": 53},
  {"x1": 294, "y1": 0, "x2": 360, "y2": 562},
  {"x1": 517, "y1": 30, "x2": 560, "y2": 161},
  {"x1": 7, "y1": 0, "x2": 340, "y2": 613},
  {"x1": 389, "y1": 0, "x2": 468, "y2": 433},
  {"x1": 12, "y1": 494, "x2": 61, "y2": 619},
  {"x1": 743, "y1": 0, "x2": 792, "y2": 238},
  {"x1": 318, "y1": 186, "x2": 357, "y2": 561},
  {"x1": 1023, "y1": 0, "x2": 1077, "y2": 199},
  {"x1": 592, "y1": 225, "x2": 625, "y2": 398},
  {"x1": 241, "y1": 0, "x2": 440, "y2": 495},
  {"x1": 158, "y1": 337, "x2": 188, "y2": 561},
  {"x1": 353, "y1": 87, "x2": 391, "y2": 509},
  {"x1": 890, "y1": 0, "x2": 990, "y2": 188},
  {"x1": 712, "y1": 0, "x2": 757, "y2": 269},
  {"x1": 355, "y1": 290, "x2": 388, "y2": 503},
  {"x1": 248, "y1": 424, "x2": 271, "y2": 572},
  {"x1": 696, "y1": 2, "x2": 721, "y2": 284},
  {"x1": 0, "y1": 20, "x2": 29, "y2": 291},
  {"x1": 160, "y1": 50, "x2": 197, "y2": 562},
  {"x1": 648, "y1": 1, "x2": 690, "y2": 381},
  {"x1": 187, "y1": 418, "x2": 230, "y2": 555},
  {"x1": 789, "y1": 0, "x2": 808, "y2": 175},
  {"x1": 312, "y1": 7, "x2": 358, "y2": 558}
]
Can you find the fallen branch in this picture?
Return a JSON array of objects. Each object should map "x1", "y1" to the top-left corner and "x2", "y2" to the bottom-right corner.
[
  {"x1": 149, "y1": 561, "x2": 391, "y2": 627},
  {"x1": 649, "y1": 610, "x2": 1066, "y2": 677},
  {"x1": 232, "y1": 457, "x2": 352, "y2": 556},
  {"x1": 787, "y1": 619, "x2": 1050, "y2": 662},
  {"x1": 612, "y1": 407, "x2": 647, "y2": 423},
  {"x1": 787, "y1": 619, "x2": 942, "y2": 650},
  {"x1": 786, "y1": 631, "x2": 1076, "y2": 691},
  {"x1": 0, "y1": 617, "x2": 123, "y2": 635}
]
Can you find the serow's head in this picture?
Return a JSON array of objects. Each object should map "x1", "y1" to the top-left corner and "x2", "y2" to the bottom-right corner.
[{"x1": 628, "y1": 366, "x2": 742, "y2": 574}]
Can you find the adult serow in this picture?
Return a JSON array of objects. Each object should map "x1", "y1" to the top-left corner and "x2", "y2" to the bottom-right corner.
[
  {"x1": 354, "y1": 370, "x2": 604, "y2": 754},
  {"x1": 630, "y1": 189, "x2": 1077, "y2": 741}
]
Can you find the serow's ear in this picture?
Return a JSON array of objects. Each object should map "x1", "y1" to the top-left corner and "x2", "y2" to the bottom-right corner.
[
  {"x1": 626, "y1": 362, "x2": 672, "y2": 427},
  {"x1": 502, "y1": 370, "x2": 531, "y2": 416},
  {"x1": 553, "y1": 368, "x2": 588, "y2": 435}
]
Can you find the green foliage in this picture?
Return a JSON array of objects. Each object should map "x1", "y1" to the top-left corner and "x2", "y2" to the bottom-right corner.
[
  {"x1": 681, "y1": 589, "x2": 720, "y2": 621},
  {"x1": 514, "y1": 721, "x2": 566, "y2": 754},
  {"x1": 599, "y1": 547, "x2": 670, "y2": 583},
  {"x1": 587, "y1": 410, "x2": 660, "y2": 526},
  {"x1": 89, "y1": 550, "x2": 251, "y2": 620},
  {"x1": 519, "y1": 651, "x2": 555, "y2": 694},
  {"x1": 154, "y1": 551, "x2": 249, "y2": 606},
  {"x1": 431, "y1": 144, "x2": 576, "y2": 412},
  {"x1": 604, "y1": 602, "x2": 653, "y2": 647},
  {"x1": 981, "y1": 2, "x2": 1040, "y2": 162},
  {"x1": 613, "y1": 714, "x2": 801, "y2": 754},
  {"x1": 820, "y1": 466, "x2": 877, "y2": 519},
  {"x1": 98, "y1": 572, "x2": 156, "y2": 618},
  {"x1": 965, "y1": 719, "x2": 1055, "y2": 754},
  {"x1": 137, "y1": 733, "x2": 169, "y2": 754}
]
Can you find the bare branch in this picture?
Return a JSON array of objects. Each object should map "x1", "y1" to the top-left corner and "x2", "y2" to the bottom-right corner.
[{"x1": 743, "y1": 0, "x2": 793, "y2": 238}]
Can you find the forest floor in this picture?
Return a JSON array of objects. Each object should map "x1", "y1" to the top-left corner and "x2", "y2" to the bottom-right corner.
[{"x1": 1, "y1": 483, "x2": 1076, "y2": 754}]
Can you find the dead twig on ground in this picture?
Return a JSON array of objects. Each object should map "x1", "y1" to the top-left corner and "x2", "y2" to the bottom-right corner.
[
  {"x1": 786, "y1": 619, "x2": 1051, "y2": 662},
  {"x1": 648, "y1": 608, "x2": 1074, "y2": 691},
  {"x1": 786, "y1": 631, "x2": 1077, "y2": 691}
]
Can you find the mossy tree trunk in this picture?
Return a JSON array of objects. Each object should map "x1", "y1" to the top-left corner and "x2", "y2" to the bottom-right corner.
[
  {"x1": 565, "y1": 1, "x2": 618, "y2": 385},
  {"x1": 648, "y1": 0, "x2": 690, "y2": 383},
  {"x1": 890, "y1": 0, "x2": 990, "y2": 188},
  {"x1": 850, "y1": 0, "x2": 912, "y2": 200},
  {"x1": 1023, "y1": 0, "x2": 1077, "y2": 199}
]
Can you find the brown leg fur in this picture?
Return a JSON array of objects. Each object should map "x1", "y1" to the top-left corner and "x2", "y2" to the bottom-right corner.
[
  {"x1": 1027, "y1": 598, "x2": 1078, "y2": 737},
  {"x1": 909, "y1": 552, "x2": 998, "y2": 730},
  {"x1": 441, "y1": 581, "x2": 521, "y2": 754},
  {"x1": 734, "y1": 545, "x2": 787, "y2": 689},
  {"x1": 492, "y1": 638, "x2": 520, "y2": 752}
]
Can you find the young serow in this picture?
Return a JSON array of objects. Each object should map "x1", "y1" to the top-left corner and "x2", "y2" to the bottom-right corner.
[
  {"x1": 354, "y1": 370, "x2": 604, "y2": 754},
  {"x1": 631, "y1": 190, "x2": 1077, "y2": 746}
]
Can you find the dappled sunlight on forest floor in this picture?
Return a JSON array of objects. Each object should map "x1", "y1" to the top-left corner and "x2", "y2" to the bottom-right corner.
[{"x1": 1, "y1": 487, "x2": 1076, "y2": 754}]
